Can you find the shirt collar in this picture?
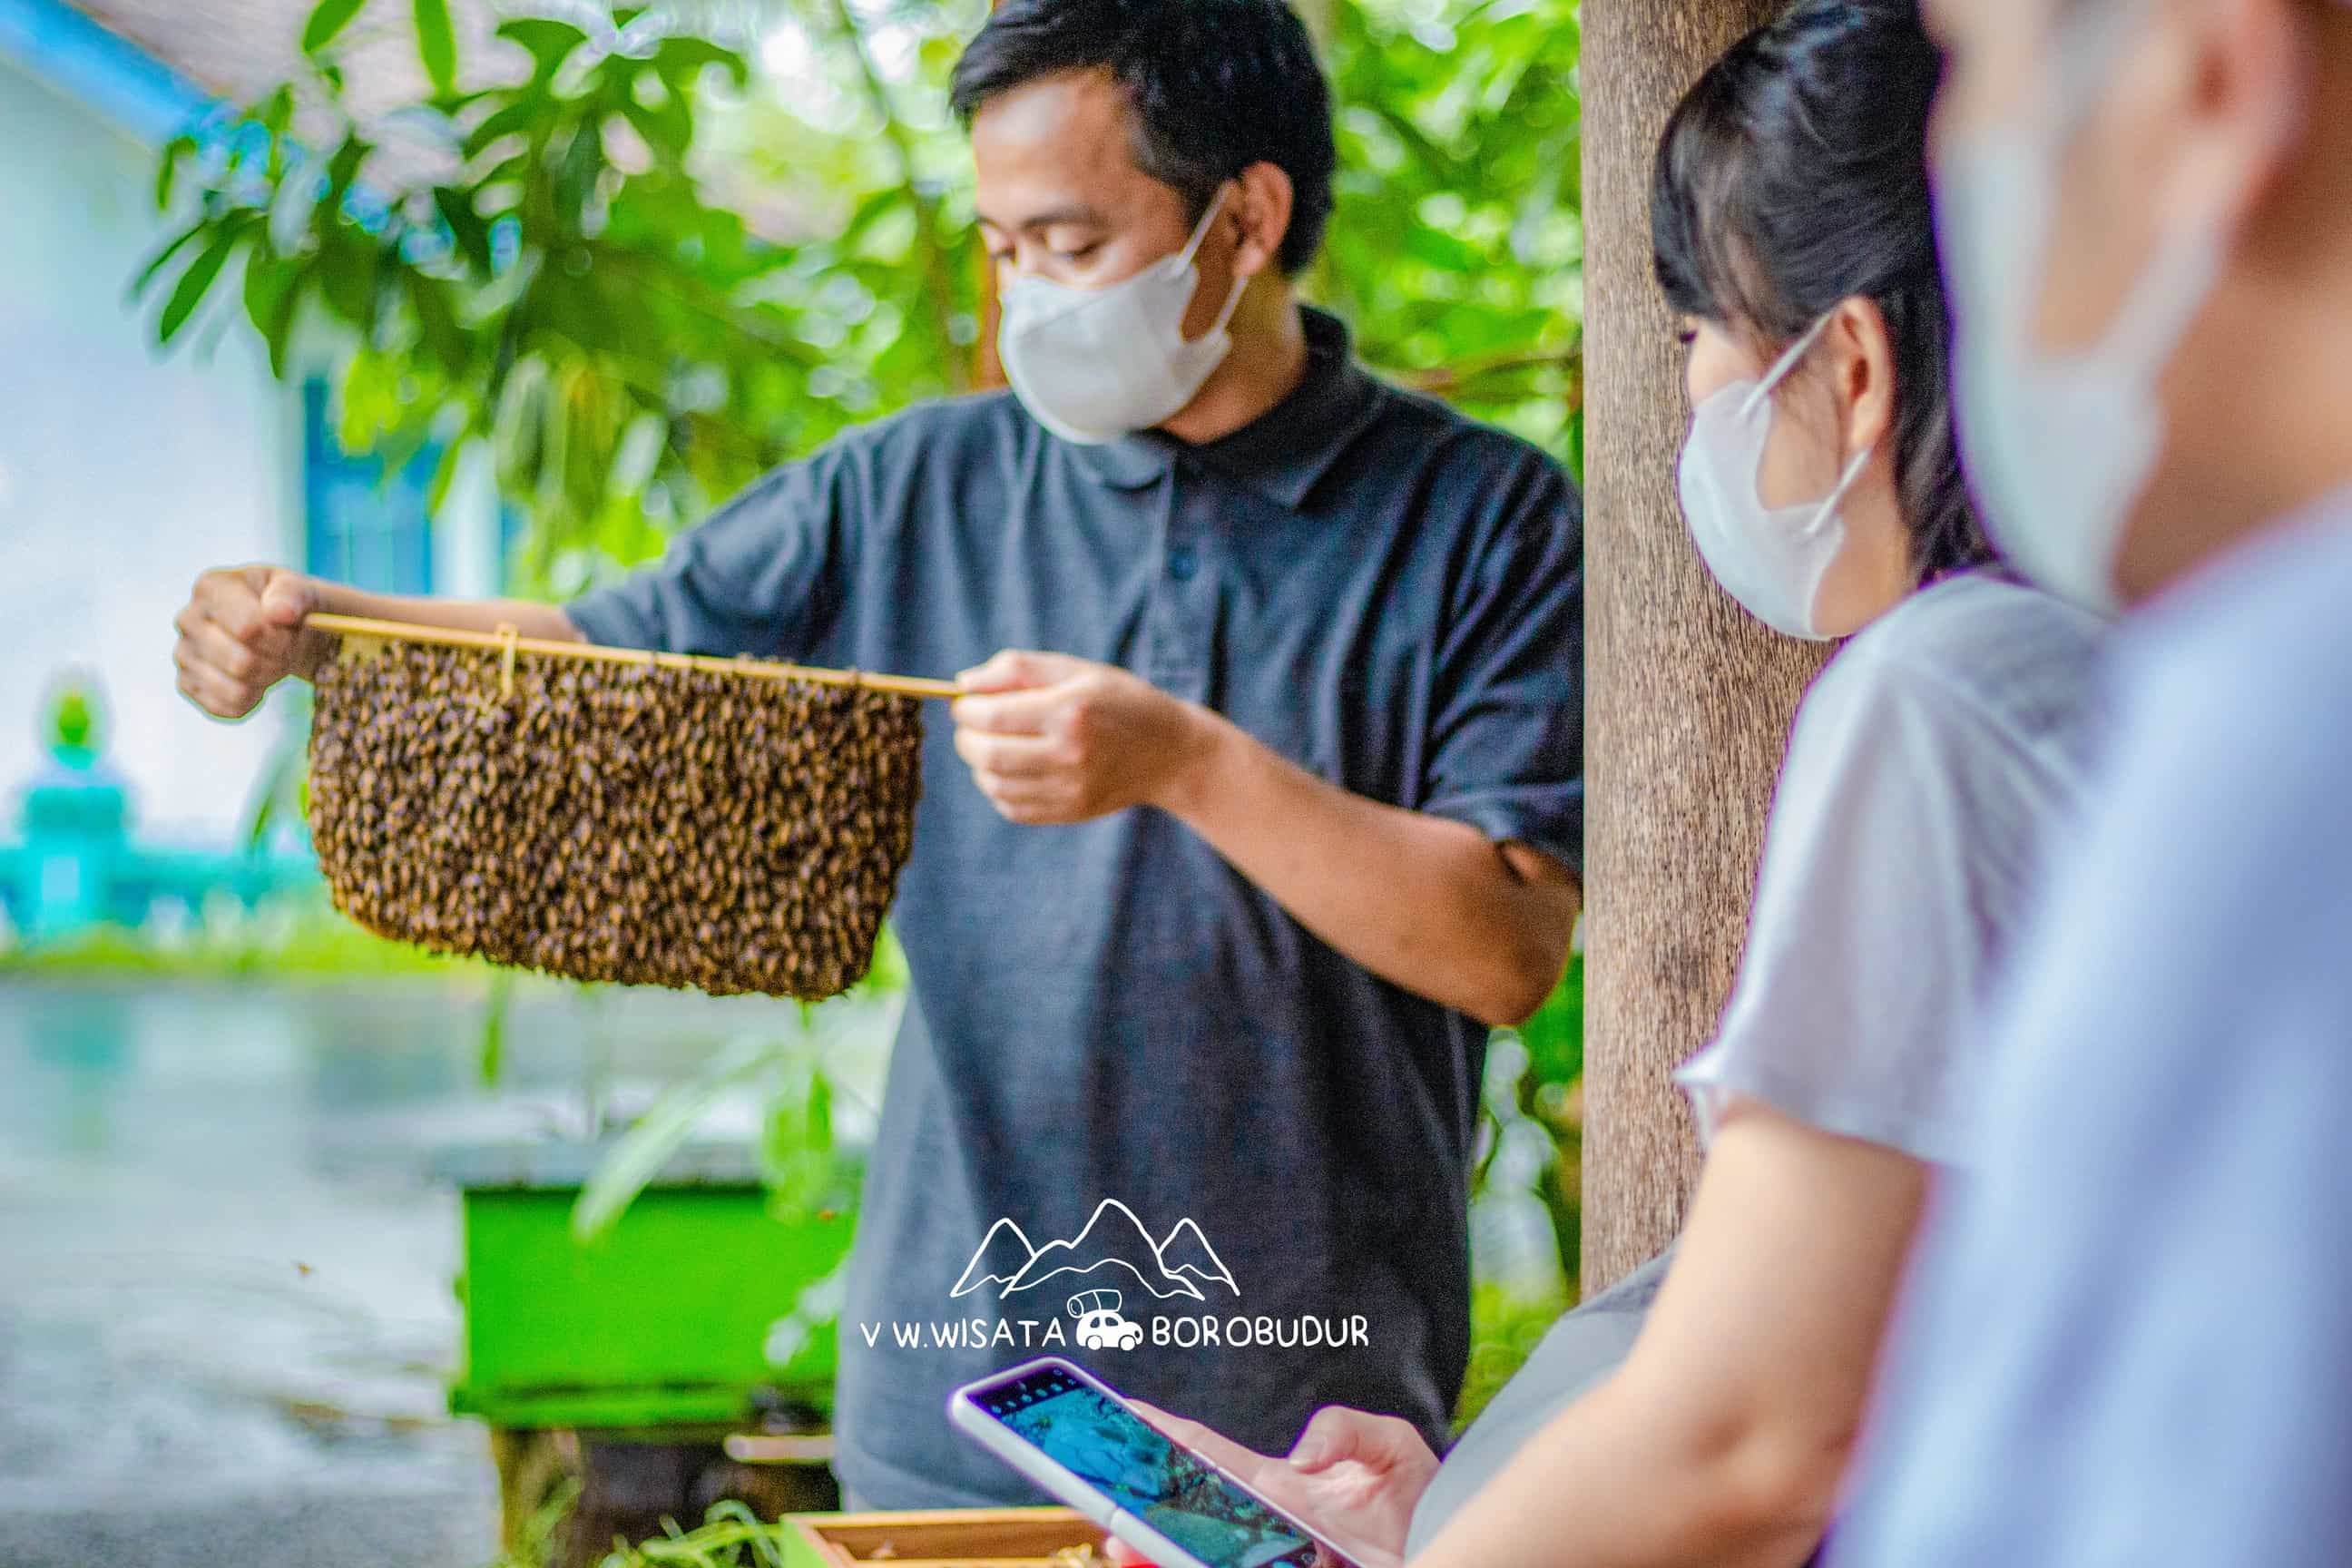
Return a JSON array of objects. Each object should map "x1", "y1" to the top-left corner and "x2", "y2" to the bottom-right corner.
[{"x1": 1063, "y1": 306, "x2": 1386, "y2": 510}]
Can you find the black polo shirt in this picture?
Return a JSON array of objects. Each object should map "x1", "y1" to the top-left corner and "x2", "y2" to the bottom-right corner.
[{"x1": 567, "y1": 307, "x2": 1584, "y2": 1507}]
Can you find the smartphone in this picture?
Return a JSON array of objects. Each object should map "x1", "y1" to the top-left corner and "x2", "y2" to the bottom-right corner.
[{"x1": 948, "y1": 1357, "x2": 1353, "y2": 1568}]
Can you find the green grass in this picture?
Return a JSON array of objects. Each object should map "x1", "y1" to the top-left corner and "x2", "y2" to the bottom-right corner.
[{"x1": 0, "y1": 903, "x2": 485, "y2": 982}]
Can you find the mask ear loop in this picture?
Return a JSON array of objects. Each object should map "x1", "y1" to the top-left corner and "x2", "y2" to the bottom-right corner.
[
  {"x1": 1175, "y1": 183, "x2": 1234, "y2": 270},
  {"x1": 1735, "y1": 310, "x2": 1867, "y2": 530},
  {"x1": 1739, "y1": 311, "x2": 1838, "y2": 418},
  {"x1": 1805, "y1": 440, "x2": 1877, "y2": 537},
  {"x1": 1172, "y1": 182, "x2": 1252, "y2": 341}
]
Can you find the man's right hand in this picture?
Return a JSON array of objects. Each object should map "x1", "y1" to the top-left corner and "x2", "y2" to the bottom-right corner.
[{"x1": 173, "y1": 565, "x2": 327, "y2": 719}]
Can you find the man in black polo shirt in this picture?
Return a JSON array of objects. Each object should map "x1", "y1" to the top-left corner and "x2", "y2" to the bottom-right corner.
[{"x1": 172, "y1": 0, "x2": 1583, "y2": 1509}]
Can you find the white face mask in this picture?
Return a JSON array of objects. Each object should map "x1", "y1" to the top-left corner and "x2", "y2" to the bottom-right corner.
[
  {"x1": 1936, "y1": 3, "x2": 2224, "y2": 612},
  {"x1": 1677, "y1": 314, "x2": 1875, "y2": 641},
  {"x1": 997, "y1": 189, "x2": 1248, "y2": 446}
]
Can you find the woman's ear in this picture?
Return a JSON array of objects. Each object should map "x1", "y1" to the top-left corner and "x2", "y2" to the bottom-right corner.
[
  {"x1": 1828, "y1": 295, "x2": 1897, "y2": 456},
  {"x1": 1231, "y1": 161, "x2": 1296, "y2": 279}
]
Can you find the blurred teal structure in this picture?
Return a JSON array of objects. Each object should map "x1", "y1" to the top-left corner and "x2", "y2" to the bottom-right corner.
[{"x1": 0, "y1": 686, "x2": 318, "y2": 942}]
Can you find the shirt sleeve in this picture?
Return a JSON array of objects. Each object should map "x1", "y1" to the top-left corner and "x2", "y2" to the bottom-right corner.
[
  {"x1": 1676, "y1": 650, "x2": 2026, "y2": 1167},
  {"x1": 564, "y1": 444, "x2": 858, "y2": 662},
  {"x1": 1416, "y1": 450, "x2": 1585, "y2": 873}
]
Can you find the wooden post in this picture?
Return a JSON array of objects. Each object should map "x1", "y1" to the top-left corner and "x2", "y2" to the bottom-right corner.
[{"x1": 1580, "y1": 0, "x2": 1832, "y2": 1290}]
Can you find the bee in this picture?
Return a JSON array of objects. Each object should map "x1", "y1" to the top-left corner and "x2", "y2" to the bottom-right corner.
[{"x1": 308, "y1": 638, "x2": 924, "y2": 1000}]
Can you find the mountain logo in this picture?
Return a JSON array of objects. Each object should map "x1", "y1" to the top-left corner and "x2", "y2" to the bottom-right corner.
[{"x1": 948, "y1": 1199, "x2": 1240, "y2": 1302}]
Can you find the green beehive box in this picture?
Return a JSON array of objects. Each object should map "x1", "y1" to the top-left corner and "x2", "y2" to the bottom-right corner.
[{"x1": 436, "y1": 1142, "x2": 852, "y2": 1430}]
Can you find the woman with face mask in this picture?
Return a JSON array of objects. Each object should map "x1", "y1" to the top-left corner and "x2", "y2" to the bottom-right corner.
[{"x1": 1102, "y1": 5, "x2": 2111, "y2": 1567}]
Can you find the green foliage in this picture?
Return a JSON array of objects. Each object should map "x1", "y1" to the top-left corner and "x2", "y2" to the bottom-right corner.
[
  {"x1": 589, "y1": 1501, "x2": 794, "y2": 1568},
  {"x1": 0, "y1": 897, "x2": 485, "y2": 979},
  {"x1": 1519, "y1": 947, "x2": 1583, "y2": 1089},
  {"x1": 142, "y1": 0, "x2": 982, "y2": 595},
  {"x1": 1321, "y1": 0, "x2": 1585, "y2": 464},
  {"x1": 489, "y1": 1477, "x2": 583, "y2": 1568},
  {"x1": 1459, "y1": 1278, "x2": 1569, "y2": 1429},
  {"x1": 1476, "y1": 954, "x2": 1584, "y2": 1296}
]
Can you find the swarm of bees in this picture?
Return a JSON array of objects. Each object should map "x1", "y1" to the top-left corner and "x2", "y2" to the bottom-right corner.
[{"x1": 307, "y1": 635, "x2": 925, "y2": 1000}]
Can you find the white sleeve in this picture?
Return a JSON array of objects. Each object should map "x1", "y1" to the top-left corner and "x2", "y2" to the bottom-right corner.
[
  {"x1": 1678, "y1": 651, "x2": 2043, "y2": 1165},
  {"x1": 1828, "y1": 614, "x2": 2352, "y2": 1568}
]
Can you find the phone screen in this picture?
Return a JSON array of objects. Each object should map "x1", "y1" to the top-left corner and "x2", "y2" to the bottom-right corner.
[{"x1": 971, "y1": 1366, "x2": 1323, "y2": 1568}]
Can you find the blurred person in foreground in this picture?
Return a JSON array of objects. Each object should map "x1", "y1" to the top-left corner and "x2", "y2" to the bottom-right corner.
[
  {"x1": 1108, "y1": 6, "x2": 2110, "y2": 1566},
  {"x1": 167, "y1": 0, "x2": 1585, "y2": 1511},
  {"x1": 1826, "y1": 0, "x2": 2352, "y2": 1563}
]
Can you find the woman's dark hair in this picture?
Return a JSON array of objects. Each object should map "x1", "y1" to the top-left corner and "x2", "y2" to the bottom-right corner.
[
  {"x1": 1652, "y1": 0, "x2": 1992, "y2": 583},
  {"x1": 950, "y1": 0, "x2": 1336, "y2": 276}
]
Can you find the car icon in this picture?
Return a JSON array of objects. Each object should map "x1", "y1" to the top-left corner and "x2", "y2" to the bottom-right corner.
[{"x1": 1067, "y1": 1289, "x2": 1144, "y2": 1351}]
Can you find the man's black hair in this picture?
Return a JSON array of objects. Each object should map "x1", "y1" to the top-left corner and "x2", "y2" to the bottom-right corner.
[{"x1": 950, "y1": 0, "x2": 1336, "y2": 275}]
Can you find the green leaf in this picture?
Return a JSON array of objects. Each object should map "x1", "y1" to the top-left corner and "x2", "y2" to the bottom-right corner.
[
  {"x1": 240, "y1": 729, "x2": 307, "y2": 850},
  {"x1": 431, "y1": 186, "x2": 494, "y2": 273},
  {"x1": 407, "y1": 270, "x2": 468, "y2": 377},
  {"x1": 241, "y1": 247, "x2": 289, "y2": 342},
  {"x1": 572, "y1": 1034, "x2": 780, "y2": 1240},
  {"x1": 476, "y1": 971, "x2": 511, "y2": 1086},
  {"x1": 616, "y1": 91, "x2": 690, "y2": 164},
  {"x1": 413, "y1": 0, "x2": 456, "y2": 96},
  {"x1": 301, "y1": 0, "x2": 369, "y2": 55},
  {"x1": 652, "y1": 35, "x2": 749, "y2": 90},
  {"x1": 553, "y1": 121, "x2": 603, "y2": 227},
  {"x1": 426, "y1": 434, "x2": 468, "y2": 514},
  {"x1": 157, "y1": 223, "x2": 249, "y2": 346},
  {"x1": 495, "y1": 17, "x2": 589, "y2": 80},
  {"x1": 262, "y1": 261, "x2": 308, "y2": 378},
  {"x1": 314, "y1": 234, "x2": 377, "y2": 325},
  {"x1": 152, "y1": 133, "x2": 196, "y2": 212},
  {"x1": 460, "y1": 99, "x2": 538, "y2": 162},
  {"x1": 319, "y1": 133, "x2": 370, "y2": 218},
  {"x1": 132, "y1": 221, "x2": 204, "y2": 299},
  {"x1": 763, "y1": 1070, "x2": 838, "y2": 1220},
  {"x1": 260, "y1": 84, "x2": 296, "y2": 139}
]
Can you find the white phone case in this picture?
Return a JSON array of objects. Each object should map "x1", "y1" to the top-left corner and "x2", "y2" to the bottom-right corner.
[{"x1": 946, "y1": 1356, "x2": 1345, "y2": 1568}]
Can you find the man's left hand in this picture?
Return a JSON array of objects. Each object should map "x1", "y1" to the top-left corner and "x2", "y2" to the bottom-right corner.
[{"x1": 951, "y1": 651, "x2": 1219, "y2": 825}]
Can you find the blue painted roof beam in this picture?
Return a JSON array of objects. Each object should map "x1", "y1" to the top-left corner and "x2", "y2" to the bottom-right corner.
[{"x1": 0, "y1": 0, "x2": 216, "y2": 144}]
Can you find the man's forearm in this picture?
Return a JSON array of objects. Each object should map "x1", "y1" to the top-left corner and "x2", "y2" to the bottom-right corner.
[
  {"x1": 1160, "y1": 707, "x2": 1578, "y2": 1026},
  {"x1": 295, "y1": 583, "x2": 583, "y2": 676},
  {"x1": 310, "y1": 583, "x2": 582, "y2": 641}
]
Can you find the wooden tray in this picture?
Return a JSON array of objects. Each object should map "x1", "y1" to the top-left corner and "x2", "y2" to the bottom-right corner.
[{"x1": 780, "y1": 1508, "x2": 1106, "y2": 1568}]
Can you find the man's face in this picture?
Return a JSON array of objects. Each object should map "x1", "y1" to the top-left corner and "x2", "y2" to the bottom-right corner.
[{"x1": 971, "y1": 68, "x2": 1240, "y2": 341}]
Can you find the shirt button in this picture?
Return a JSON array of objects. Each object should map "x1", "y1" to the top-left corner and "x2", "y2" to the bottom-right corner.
[{"x1": 1168, "y1": 547, "x2": 1199, "y2": 582}]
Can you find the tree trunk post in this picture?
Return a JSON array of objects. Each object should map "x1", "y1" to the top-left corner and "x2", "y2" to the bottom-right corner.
[{"x1": 1580, "y1": 0, "x2": 1832, "y2": 1291}]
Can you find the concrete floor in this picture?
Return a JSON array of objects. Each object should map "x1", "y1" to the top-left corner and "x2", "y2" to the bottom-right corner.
[{"x1": 0, "y1": 978, "x2": 884, "y2": 1568}]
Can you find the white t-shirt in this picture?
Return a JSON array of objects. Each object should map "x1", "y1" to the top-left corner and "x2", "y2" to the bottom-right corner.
[
  {"x1": 1829, "y1": 502, "x2": 2352, "y2": 1568},
  {"x1": 1677, "y1": 569, "x2": 2109, "y2": 1166},
  {"x1": 1404, "y1": 571, "x2": 2108, "y2": 1557}
]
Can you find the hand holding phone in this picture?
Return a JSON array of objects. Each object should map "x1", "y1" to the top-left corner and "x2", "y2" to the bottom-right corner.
[
  {"x1": 1103, "y1": 1403, "x2": 1432, "y2": 1568},
  {"x1": 949, "y1": 1358, "x2": 1366, "y2": 1568}
]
